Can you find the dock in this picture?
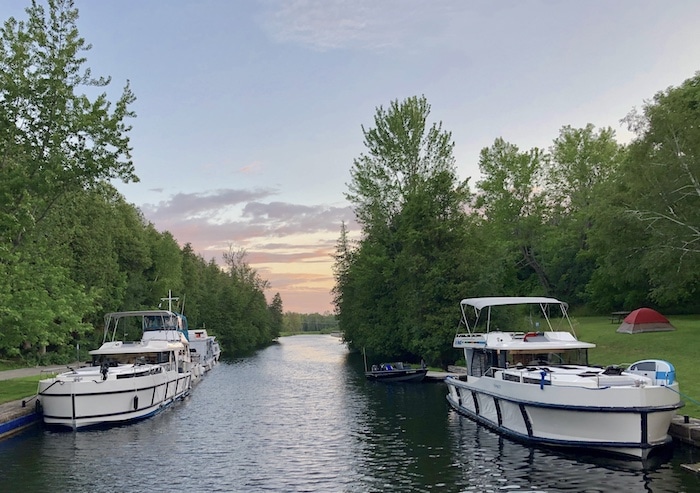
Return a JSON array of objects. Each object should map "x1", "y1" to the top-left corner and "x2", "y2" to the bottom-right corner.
[
  {"x1": 673, "y1": 415, "x2": 700, "y2": 475},
  {"x1": 670, "y1": 414, "x2": 700, "y2": 446},
  {"x1": 425, "y1": 371, "x2": 453, "y2": 381},
  {"x1": 425, "y1": 366, "x2": 468, "y2": 382},
  {"x1": 0, "y1": 398, "x2": 40, "y2": 440}
]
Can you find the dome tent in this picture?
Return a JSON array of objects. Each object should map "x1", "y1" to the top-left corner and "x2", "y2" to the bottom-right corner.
[{"x1": 616, "y1": 307, "x2": 676, "y2": 334}]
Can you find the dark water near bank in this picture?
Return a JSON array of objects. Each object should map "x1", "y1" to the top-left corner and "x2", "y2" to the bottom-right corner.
[{"x1": 1, "y1": 335, "x2": 699, "y2": 492}]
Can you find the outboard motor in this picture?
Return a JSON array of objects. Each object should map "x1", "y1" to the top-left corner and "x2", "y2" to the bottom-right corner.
[{"x1": 627, "y1": 359, "x2": 676, "y2": 385}]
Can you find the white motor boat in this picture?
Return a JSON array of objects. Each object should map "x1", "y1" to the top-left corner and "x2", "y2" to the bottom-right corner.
[
  {"x1": 37, "y1": 309, "x2": 196, "y2": 430},
  {"x1": 188, "y1": 328, "x2": 221, "y2": 373},
  {"x1": 445, "y1": 297, "x2": 683, "y2": 459}
]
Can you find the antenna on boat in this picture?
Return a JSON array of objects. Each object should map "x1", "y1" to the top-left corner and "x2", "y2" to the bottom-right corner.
[
  {"x1": 160, "y1": 290, "x2": 179, "y2": 312},
  {"x1": 363, "y1": 347, "x2": 368, "y2": 372}
]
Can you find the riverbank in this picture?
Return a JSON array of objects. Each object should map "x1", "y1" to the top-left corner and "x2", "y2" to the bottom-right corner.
[
  {"x1": 0, "y1": 365, "x2": 71, "y2": 439},
  {"x1": 0, "y1": 364, "x2": 74, "y2": 381},
  {"x1": 0, "y1": 397, "x2": 40, "y2": 440}
]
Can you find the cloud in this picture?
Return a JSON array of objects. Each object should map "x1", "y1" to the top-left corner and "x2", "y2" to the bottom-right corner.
[
  {"x1": 139, "y1": 187, "x2": 357, "y2": 254},
  {"x1": 141, "y1": 188, "x2": 278, "y2": 222},
  {"x1": 241, "y1": 201, "x2": 354, "y2": 235},
  {"x1": 259, "y1": 0, "x2": 458, "y2": 52},
  {"x1": 136, "y1": 187, "x2": 359, "y2": 312}
]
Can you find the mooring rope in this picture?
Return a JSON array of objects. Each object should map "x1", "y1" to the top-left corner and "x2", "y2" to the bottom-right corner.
[{"x1": 664, "y1": 385, "x2": 700, "y2": 407}]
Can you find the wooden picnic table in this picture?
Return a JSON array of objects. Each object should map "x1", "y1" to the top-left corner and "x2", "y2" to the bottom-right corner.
[{"x1": 610, "y1": 311, "x2": 631, "y2": 324}]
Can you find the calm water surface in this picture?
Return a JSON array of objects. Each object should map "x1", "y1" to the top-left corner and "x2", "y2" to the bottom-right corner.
[{"x1": 0, "y1": 335, "x2": 699, "y2": 492}]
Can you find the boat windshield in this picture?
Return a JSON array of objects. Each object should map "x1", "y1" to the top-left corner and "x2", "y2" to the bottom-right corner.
[
  {"x1": 144, "y1": 314, "x2": 182, "y2": 331},
  {"x1": 92, "y1": 351, "x2": 173, "y2": 366},
  {"x1": 508, "y1": 348, "x2": 588, "y2": 367}
]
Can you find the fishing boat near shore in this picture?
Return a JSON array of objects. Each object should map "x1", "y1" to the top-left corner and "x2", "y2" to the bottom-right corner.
[
  {"x1": 445, "y1": 296, "x2": 683, "y2": 459},
  {"x1": 37, "y1": 304, "x2": 195, "y2": 430}
]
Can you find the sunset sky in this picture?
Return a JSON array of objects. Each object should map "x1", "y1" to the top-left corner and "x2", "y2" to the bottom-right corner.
[{"x1": 3, "y1": 0, "x2": 700, "y2": 313}]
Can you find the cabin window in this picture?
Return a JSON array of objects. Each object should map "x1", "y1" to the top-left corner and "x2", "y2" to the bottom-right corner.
[{"x1": 507, "y1": 348, "x2": 588, "y2": 367}]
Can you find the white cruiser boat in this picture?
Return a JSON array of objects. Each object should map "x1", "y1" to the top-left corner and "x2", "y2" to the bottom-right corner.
[
  {"x1": 37, "y1": 309, "x2": 195, "y2": 430},
  {"x1": 188, "y1": 328, "x2": 221, "y2": 373},
  {"x1": 445, "y1": 297, "x2": 683, "y2": 459}
]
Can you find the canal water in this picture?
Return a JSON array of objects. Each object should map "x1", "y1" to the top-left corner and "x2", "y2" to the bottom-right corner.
[{"x1": 0, "y1": 334, "x2": 699, "y2": 492}]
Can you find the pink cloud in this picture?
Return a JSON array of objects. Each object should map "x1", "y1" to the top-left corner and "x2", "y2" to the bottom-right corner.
[{"x1": 138, "y1": 188, "x2": 359, "y2": 313}]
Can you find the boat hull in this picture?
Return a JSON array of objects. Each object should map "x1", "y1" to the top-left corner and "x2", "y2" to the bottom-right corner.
[
  {"x1": 445, "y1": 376, "x2": 681, "y2": 458},
  {"x1": 365, "y1": 369, "x2": 427, "y2": 383},
  {"x1": 38, "y1": 368, "x2": 192, "y2": 430}
]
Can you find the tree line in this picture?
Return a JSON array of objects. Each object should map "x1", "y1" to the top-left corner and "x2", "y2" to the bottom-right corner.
[
  {"x1": 334, "y1": 78, "x2": 700, "y2": 366},
  {"x1": 0, "y1": 0, "x2": 282, "y2": 363}
]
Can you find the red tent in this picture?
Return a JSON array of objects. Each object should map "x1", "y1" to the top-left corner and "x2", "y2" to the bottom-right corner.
[{"x1": 616, "y1": 307, "x2": 675, "y2": 334}]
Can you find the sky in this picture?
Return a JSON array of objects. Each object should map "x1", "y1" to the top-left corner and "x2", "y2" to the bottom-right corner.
[{"x1": 3, "y1": 1, "x2": 700, "y2": 314}]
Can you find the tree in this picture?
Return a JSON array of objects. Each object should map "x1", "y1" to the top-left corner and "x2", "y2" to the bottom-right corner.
[
  {"x1": 345, "y1": 95, "x2": 458, "y2": 234},
  {"x1": 331, "y1": 221, "x2": 353, "y2": 315},
  {"x1": 541, "y1": 125, "x2": 624, "y2": 304},
  {"x1": 268, "y1": 293, "x2": 283, "y2": 338},
  {"x1": 0, "y1": 0, "x2": 136, "y2": 359},
  {"x1": 0, "y1": 0, "x2": 137, "y2": 249},
  {"x1": 339, "y1": 96, "x2": 476, "y2": 365},
  {"x1": 475, "y1": 138, "x2": 549, "y2": 295},
  {"x1": 597, "y1": 73, "x2": 700, "y2": 306}
]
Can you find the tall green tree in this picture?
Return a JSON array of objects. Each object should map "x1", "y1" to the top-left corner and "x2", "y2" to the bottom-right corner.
[
  {"x1": 475, "y1": 138, "x2": 549, "y2": 295},
  {"x1": 268, "y1": 292, "x2": 283, "y2": 339},
  {"x1": 346, "y1": 95, "x2": 458, "y2": 234},
  {"x1": 541, "y1": 125, "x2": 624, "y2": 304},
  {"x1": 591, "y1": 73, "x2": 700, "y2": 307},
  {"x1": 0, "y1": 0, "x2": 137, "y2": 248},
  {"x1": 339, "y1": 96, "x2": 478, "y2": 365}
]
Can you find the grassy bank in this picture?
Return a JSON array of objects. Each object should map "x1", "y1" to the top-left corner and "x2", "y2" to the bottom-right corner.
[
  {"x1": 0, "y1": 375, "x2": 46, "y2": 405},
  {"x1": 573, "y1": 314, "x2": 700, "y2": 418}
]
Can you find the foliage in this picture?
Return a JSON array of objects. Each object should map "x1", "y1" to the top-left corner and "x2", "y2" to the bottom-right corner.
[
  {"x1": 541, "y1": 125, "x2": 624, "y2": 305},
  {"x1": 475, "y1": 138, "x2": 549, "y2": 295},
  {"x1": 0, "y1": 0, "x2": 136, "y2": 249},
  {"x1": 282, "y1": 312, "x2": 338, "y2": 333},
  {"x1": 615, "y1": 73, "x2": 700, "y2": 305},
  {"x1": 338, "y1": 95, "x2": 487, "y2": 366},
  {"x1": 0, "y1": 1, "x2": 278, "y2": 361},
  {"x1": 335, "y1": 74, "x2": 700, "y2": 363}
]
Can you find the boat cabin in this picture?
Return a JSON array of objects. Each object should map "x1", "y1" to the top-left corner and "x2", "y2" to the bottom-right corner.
[{"x1": 466, "y1": 346, "x2": 591, "y2": 377}]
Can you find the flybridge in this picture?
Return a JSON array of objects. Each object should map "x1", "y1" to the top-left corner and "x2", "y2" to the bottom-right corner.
[{"x1": 458, "y1": 296, "x2": 576, "y2": 337}]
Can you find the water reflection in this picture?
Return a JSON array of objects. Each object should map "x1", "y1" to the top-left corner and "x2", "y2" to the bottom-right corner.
[{"x1": 0, "y1": 335, "x2": 698, "y2": 493}]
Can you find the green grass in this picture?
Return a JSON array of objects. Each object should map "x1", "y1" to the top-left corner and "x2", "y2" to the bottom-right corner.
[
  {"x1": 0, "y1": 375, "x2": 50, "y2": 405},
  {"x1": 572, "y1": 314, "x2": 700, "y2": 418}
]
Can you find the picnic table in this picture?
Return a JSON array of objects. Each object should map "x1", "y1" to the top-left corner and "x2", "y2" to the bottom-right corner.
[{"x1": 610, "y1": 311, "x2": 631, "y2": 324}]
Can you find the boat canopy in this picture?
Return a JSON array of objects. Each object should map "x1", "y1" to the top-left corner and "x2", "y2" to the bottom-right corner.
[
  {"x1": 459, "y1": 296, "x2": 575, "y2": 337},
  {"x1": 103, "y1": 310, "x2": 189, "y2": 342},
  {"x1": 460, "y1": 297, "x2": 565, "y2": 310}
]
